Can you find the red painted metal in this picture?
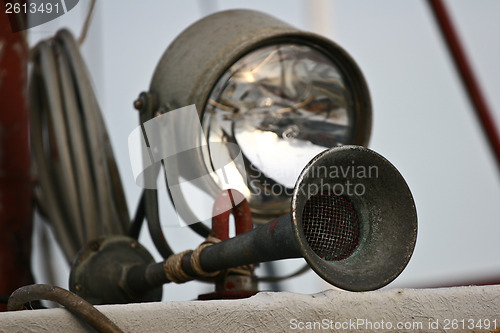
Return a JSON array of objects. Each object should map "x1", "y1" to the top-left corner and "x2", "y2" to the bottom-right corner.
[
  {"x1": 428, "y1": 0, "x2": 500, "y2": 288},
  {"x1": 428, "y1": 0, "x2": 500, "y2": 174},
  {"x1": 211, "y1": 189, "x2": 253, "y2": 241},
  {"x1": 0, "y1": 6, "x2": 34, "y2": 311},
  {"x1": 198, "y1": 189, "x2": 255, "y2": 300}
]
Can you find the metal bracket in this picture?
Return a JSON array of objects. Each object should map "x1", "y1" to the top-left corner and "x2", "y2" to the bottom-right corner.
[
  {"x1": 198, "y1": 189, "x2": 258, "y2": 300},
  {"x1": 69, "y1": 235, "x2": 162, "y2": 305}
]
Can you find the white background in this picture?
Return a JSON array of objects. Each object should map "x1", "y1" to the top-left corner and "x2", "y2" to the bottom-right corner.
[{"x1": 30, "y1": 0, "x2": 500, "y2": 301}]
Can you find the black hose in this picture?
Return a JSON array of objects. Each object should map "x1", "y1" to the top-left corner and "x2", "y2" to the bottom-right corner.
[
  {"x1": 145, "y1": 189, "x2": 174, "y2": 258},
  {"x1": 129, "y1": 191, "x2": 145, "y2": 239}
]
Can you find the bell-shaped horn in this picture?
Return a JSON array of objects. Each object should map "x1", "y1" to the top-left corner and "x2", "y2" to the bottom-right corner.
[{"x1": 198, "y1": 145, "x2": 417, "y2": 291}]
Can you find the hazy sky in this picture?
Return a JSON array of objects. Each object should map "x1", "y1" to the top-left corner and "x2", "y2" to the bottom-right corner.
[{"x1": 30, "y1": 0, "x2": 500, "y2": 301}]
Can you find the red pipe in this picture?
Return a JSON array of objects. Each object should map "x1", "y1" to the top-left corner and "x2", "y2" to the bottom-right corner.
[
  {"x1": 428, "y1": 0, "x2": 500, "y2": 288},
  {"x1": 0, "y1": 7, "x2": 34, "y2": 310},
  {"x1": 428, "y1": 0, "x2": 500, "y2": 173},
  {"x1": 200, "y1": 189, "x2": 255, "y2": 300},
  {"x1": 212, "y1": 189, "x2": 252, "y2": 241}
]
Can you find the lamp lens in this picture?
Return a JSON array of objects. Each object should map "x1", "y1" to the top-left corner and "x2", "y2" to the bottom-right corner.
[{"x1": 203, "y1": 43, "x2": 356, "y2": 219}]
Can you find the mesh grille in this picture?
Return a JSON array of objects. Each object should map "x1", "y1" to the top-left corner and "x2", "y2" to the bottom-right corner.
[{"x1": 302, "y1": 193, "x2": 360, "y2": 261}]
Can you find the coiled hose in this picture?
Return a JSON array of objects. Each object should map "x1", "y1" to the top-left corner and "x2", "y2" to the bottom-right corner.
[{"x1": 30, "y1": 29, "x2": 129, "y2": 262}]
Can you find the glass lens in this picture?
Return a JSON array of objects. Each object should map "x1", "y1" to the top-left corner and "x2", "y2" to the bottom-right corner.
[{"x1": 203, "y1": 43, "x2": 355, "y2": 220}]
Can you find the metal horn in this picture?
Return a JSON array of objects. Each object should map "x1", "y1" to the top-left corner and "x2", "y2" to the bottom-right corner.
[
  {"x1": 71, "y1": 145, "x2": 417, "y2": 303},
  {"x1": 196, "y1": 145, "x2": 417, "y2": 291}
]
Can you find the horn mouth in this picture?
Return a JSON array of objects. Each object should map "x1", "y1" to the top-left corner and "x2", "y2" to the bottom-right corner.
[{"x1": 291, "y1": 146, "x2": 417, "y2": 291}]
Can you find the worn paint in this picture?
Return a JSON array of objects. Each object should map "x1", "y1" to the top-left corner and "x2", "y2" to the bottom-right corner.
[{"x1": 0, "y1": 5, "x2": 34, "y2": 312}]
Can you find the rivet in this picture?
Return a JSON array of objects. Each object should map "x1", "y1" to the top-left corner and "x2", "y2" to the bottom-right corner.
[
  {"x1": 134, "y1": 97, "x2": 144, "y2": 110},
  {"x1": 90, "y1": 242, "x2": 99, "y2": 251}
]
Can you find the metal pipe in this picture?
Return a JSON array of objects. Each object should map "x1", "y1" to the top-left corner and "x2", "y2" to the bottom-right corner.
[
  {"x1": 202, "y1": 214, "x2": 300, "y2": 271},
  {"x1": 125, "y1": 214, "x2": 301, "y2": 294},
  {"x1": 0, "y1": 4, "x2": 34, "y2": 312},
  {"x1": 211, "y1": 189, "x2": 253, "y2": 241},
  {"x1": 428, "y1": 0, "x2": 500, "y2": 174}
]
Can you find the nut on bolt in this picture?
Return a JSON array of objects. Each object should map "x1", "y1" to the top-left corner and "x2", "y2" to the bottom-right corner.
[
  {"x1": 89, "y1": 241, "x2": 100, "y2": 252},
  {"x1": 134, "y1": 93, "x2": 147, "y2": 111}
]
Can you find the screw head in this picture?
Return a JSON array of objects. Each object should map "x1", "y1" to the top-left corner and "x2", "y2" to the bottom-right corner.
[
  {"x1": 89, "y1": 241, "x2": 100, "y2": 252},
  {"x1": 134, "y1": 97, "x2": 144, "y2": 111}
]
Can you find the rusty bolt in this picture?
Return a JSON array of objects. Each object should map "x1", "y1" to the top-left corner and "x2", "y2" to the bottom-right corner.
[
  {"x1": 133, "y1": 96, "x2": 144, "y2": 111},
  {"x1": 75, "y1": 284, "x2": 82, "y2": 292},
  {"x1": 130, "y1": 241, "x2": 137, "y2": 249},
  {"x1": 89, "y1": 241, "x2": 100, "y2": 252}
]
